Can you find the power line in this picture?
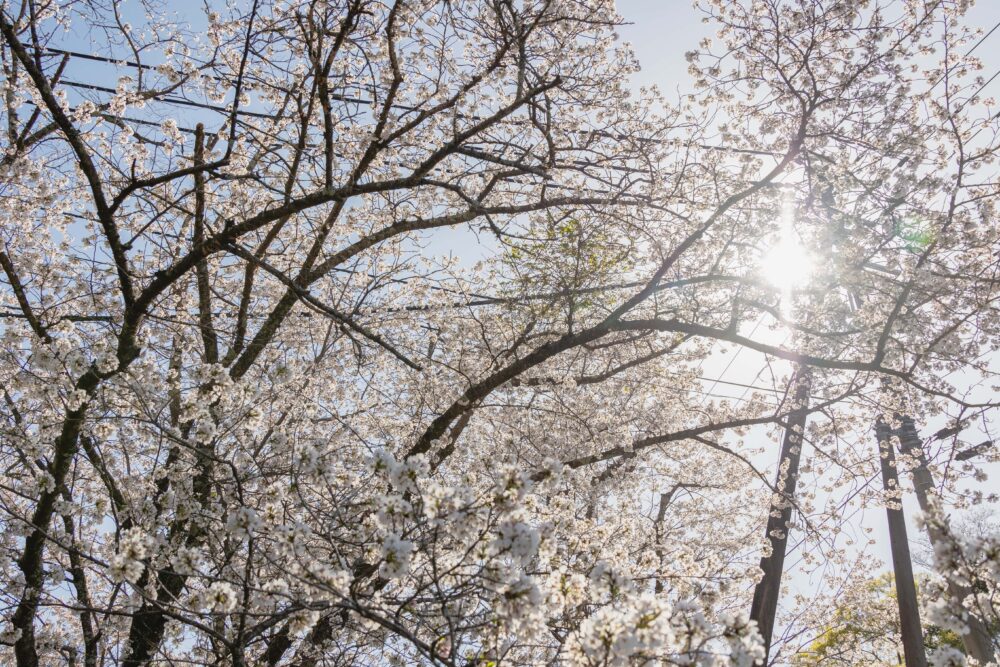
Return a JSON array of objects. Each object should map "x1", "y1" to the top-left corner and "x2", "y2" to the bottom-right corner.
[
  {"x1": 60, "y1": 79, "x2": 276, "y2": 120},
  {"x1": 32, "y1": 44, "x2": 784, "y2": 157},
  {"x1": 963, "y1": 19, "x2": 1000, "y2": 59},
  {"x1": 927, "y1": 18, "x2": 1000, "y2": 91},
  {"x1": 28, "y1": 9, "x2": 1000, "y2": 162},
  {"x1": 698, "y1": 313, "x2": 767, "y2": 406},
  {"x1": 34, "y1": 45, "x2": 386, "y2": 109}
]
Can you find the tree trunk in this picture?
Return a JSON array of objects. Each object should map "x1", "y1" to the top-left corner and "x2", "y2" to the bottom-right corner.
[
  {"x1": 896, "y1": 416, "x2": 995, "y2": 665},
  {"x1": 877, "y1": 419, "x2": 927, "y2": 667},
  {"x1": 749, "y1": 369, "x2": 810, "y2": 664}
]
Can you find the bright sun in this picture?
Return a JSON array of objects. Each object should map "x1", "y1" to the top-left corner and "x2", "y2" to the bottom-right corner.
[
  {"x1": 759, "y1": 195, "x2": 814, "y2": 295},
  {"x1": 760, "y1": 233, "x2": 814, "y2": 290}
]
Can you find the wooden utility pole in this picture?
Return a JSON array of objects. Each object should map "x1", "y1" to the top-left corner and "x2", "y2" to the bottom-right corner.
[
  {"x1": 876, "y1": 418, "x2": 928, "y2": 667},
  {"x1": 895, "y1": 416, "x2": 996, "y2": 665},
  {"x1": 750, "y1": 370, "x2": 810, "y2": 663}
]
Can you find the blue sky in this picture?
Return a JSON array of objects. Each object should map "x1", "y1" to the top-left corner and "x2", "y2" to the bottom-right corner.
[
  {"x1": 44, "y1": 0, "x2": 1000, "y2": 642},
  {"x1": 616, "y1": 1, "x2": 704, "y2": 92},
  {"x1": 614, "y1": 2, "x2": 1000, "y2": 653},
  {"x1": 617, "y1": 0, "x2": 1000, "y2": 93}
]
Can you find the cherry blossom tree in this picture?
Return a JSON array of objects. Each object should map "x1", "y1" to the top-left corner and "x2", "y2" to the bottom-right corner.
[
  {"x1": 789, "y1": 570, "x2": 977, "y2": 666},
  {"x1": 920, "y1": 510, "x2": 1000, "y2": 666},
  {"x1": 1, "y1": 0, "x2": 999, "y2": 665}
]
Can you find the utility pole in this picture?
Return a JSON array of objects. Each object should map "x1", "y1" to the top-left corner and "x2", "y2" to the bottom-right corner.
[
  {"x1": 749, "y1": 369, "x2": 810, "y2": 664},
  {"x1": 895, "y1": 416, "x2": 996, "y2": 664},
  {"x1": 876, "y1": 418, "x2": 928, "y2": 667}
]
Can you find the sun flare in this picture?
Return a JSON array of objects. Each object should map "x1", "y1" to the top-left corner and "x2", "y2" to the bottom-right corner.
[
  {"x1": 760, "y1": 234, "x2": 814, "y2": 291},
  {"x1": 760, "y1": 194, "x2": 814, "y2": 292}
]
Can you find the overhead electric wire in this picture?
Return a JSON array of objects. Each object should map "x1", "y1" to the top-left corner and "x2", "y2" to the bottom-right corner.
[
  {"x1": 962, "y1": 19, "x2": 1000, "y2": 59},
  {"x1": 697, "y1": 313, "x2": 768, "y2": 406},
  {"x1": 926, "y1": 18, "x2": 1000, "y2": 91},
  {"x1": 27, "y1": 12, "x2": 1000, "y2": 156},
  {"x1": 12, "y1": 36, "x2": 963, "y2": 409},
  {"x1": 29, "y1": 43, "x2": 785, "y2": 157},
  {"x1": 59, "y1": 79, "x2": 277, "y2": 119}
]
